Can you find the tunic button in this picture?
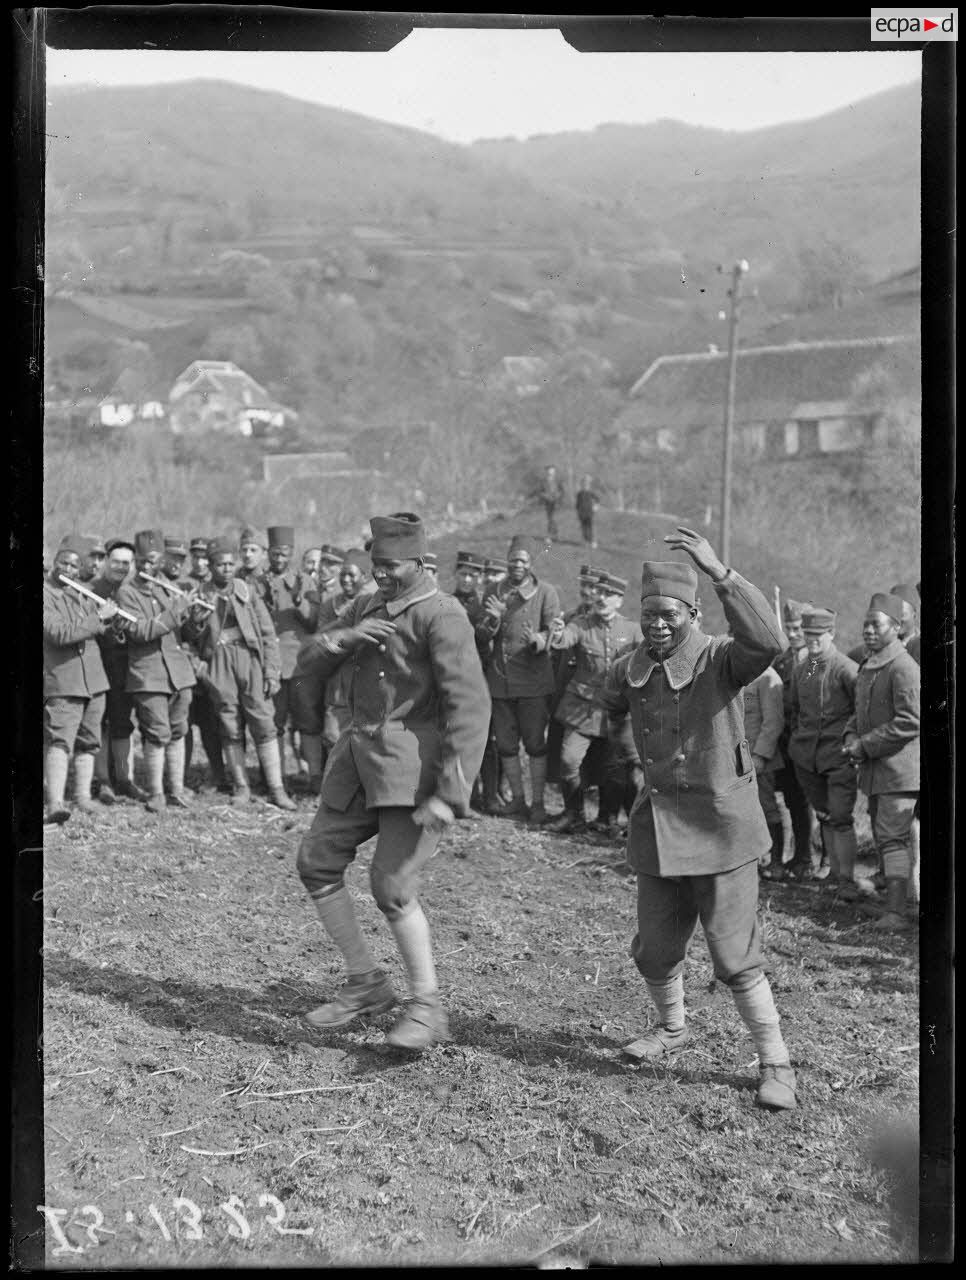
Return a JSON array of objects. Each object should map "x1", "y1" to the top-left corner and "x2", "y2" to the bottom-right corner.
[
  {"x1": 378, "y1": 644, "x2": 386, "y2": 652},
  {"x1": 643, "y1": 727, "x2": 650, "y2": 735},
  {"x1": 378, "y1": 671, "x2": 385, "y2": 678},
  {"x1": 651, "y1": 786, "x2": 659, "y2": 794},
  {"x1": 673, "y1": 753, "x2": 685, "y2": 763},
  {"x1": 645, "y1": 758, "x2": 653, "y2": 765}
]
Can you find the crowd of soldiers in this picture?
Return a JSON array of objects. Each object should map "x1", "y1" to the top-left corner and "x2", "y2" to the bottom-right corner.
[{"x1": 43, "y1": 514, "x2": 920, "y2": 1096}]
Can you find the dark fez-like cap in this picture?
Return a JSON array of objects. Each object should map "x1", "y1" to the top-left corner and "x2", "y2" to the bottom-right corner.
[
  {"x1": 268, "y1": 525, "x2": 295, "y2": 549},
  {"x1": 456, "y1": 549, "x2": 485, "y2": 572},
  {"x1": 782, "y1": 598, "x2": 813, "y2": 623},
  {"x1": 239, "y1": 524, "x2": 265, "y2": 547},
  {"x1": 889, "y1": 583, "x2": 918, "y2": 607},
  {"x1": 484, "y1": 556, "x2": 507, "y2": 572},
  {"x1": 640, "y1": 560, "x2": 698, "y2": 606},
  {"x1": 868, "y1": 593, "x2": 904, "y2": 623},
  {"x1": 207, "y1": 535, "x2": 238, "y2": 559},
  {"x1": 341, "y1": 547, "x2": 370, "y2": 571},
  {"x1": 597, "y1": 570, "x2": 628, "y2": 594},
  {"x1": 57, "y1": 533, "x2": 92, "y2": 558},
  {"x1": 189, "y1": 536, "x2": 210, "y2": 554},
  {"x1": 164, "y1": 537, "x2": 188, "y2": 557},
  {"x1": 105, "y1": 536, "x2": 136, "y2": 554},
  {"x1": 369, "y1": 512, "x2": 427, "y2": 561},
  {"x1": 802, "y1": 607, "x2": 837, "y2": 632},
  {"x1": 319, "y1": 544, "x2": 345, "y2": 563},
  {"x1": 134, "y1": 529, "x2": 165, "y2": 557},
  {"x1": 507, "y1": 534, "x2": 533, "y2": 558}
]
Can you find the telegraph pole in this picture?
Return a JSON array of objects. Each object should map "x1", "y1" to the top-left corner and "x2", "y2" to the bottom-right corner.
[{"x1": 719, "y1": 258, "x2": 749, "y2": 564}]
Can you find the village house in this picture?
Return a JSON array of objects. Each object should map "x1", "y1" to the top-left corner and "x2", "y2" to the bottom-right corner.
[
  {"x1": 95, "y1": 367, "x2": 168, "y2": 428},
  {"x1": 613, "y1": 335, "x2": 920, "y2": 462},
  {"x1": 167, "y1": 360, "x2": 297, "y2": 438}
]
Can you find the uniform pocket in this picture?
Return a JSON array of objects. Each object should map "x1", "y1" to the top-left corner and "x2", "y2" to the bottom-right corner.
[{"x1": 736, "y1": 739, "x2": 754, "y2": 776}]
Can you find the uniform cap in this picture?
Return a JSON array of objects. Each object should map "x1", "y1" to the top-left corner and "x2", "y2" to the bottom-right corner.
[
  {"x1": 239, "y1": 525, "x2": 265, "y2": 547},
  {"x1": 456, "y1": 550, "x2": 485, "y2": 572},
  {"x1": 889, "y1": 583, "x2": 918, "y2": 607},
  {"x1": 83, "y1": 534, "x2": 107, "y2": 555},
  {"x1": 163, "y1": 537, "x2": 188, "y2": 557},
  {"x1": 133, "y1": 529, "x2": 165, "y2": 557},
  {"x1": 105, "y1": 536, "x2": 136, "y2": 554},
  {"x1": 422, "y1": 552, "x2": 438, "y2": 570},
  {"x1": 189, "y1": 536, "x2": 210, "y2": 554},
  {"x1": 207, "y1": 535, "x2": 238, "y2": 559},
  {"x1": 318, "y1": 544, "x2": 345, "y2": 563},
  {"x1": 867, "y1": 593, "x2": 904, "y2": 623},
  {"x1": 640, "y1": 560, "x2": 698, "y2": 606},
  {"x1": 782, "y1": 597, "x2": 813, "y2": 623},
  {"x1": 596, "y1": 571, "x2": 628, "y2": 594},
  {"x1": 267, "y1": 525, "x2": 295, "y2": 549},
  {"x1": 484, "y1": 556, "x2": 507, "y2": 572},
  {"x1": 802, "y1": 607, "x2": 837, "y2": 632},
  {"x1": 369, "y1": 512, "x2": 427, "y2": 561},
  {"x1": 507, "y1": 534, "x2": 533, "y2": 559},
  {"x1": 56, "y1": 533, "x2": 93, "y2": 558},
  {"x1": 341, "y1": 547, "x2": 370, "y2": 572}
]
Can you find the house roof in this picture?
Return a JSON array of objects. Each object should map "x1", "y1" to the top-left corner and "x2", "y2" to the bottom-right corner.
[
  {"x1": 619, "y1": 336, "x2": 918, "y2": 433},
  {"x1": 100, "y1": 367, "x2": 169, "y2": 407},
  {"x1": 170, "y1": 360, "x2": 294, "y2": 415}
]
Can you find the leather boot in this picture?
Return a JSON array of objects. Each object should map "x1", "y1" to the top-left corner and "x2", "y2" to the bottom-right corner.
[
  {"x1": 761, "y1": 822, "x2": 786, "y2": 879},
  {"x1": 495, "y1": 754, "x2": 528, "y2": 818},
  {"x1": 832, "y1": 827, "x2": 860, "y2": 900},
  {"x1": 93, "y1": 737, "x2": 114, "y2": 804},
  {"x1": 548, "y1": 780, "x2": 584, "y2": 833},
  {"x1": 527, "y1": 755, "x2": 551, "y2": 824},
  {"x1": 871, "y1": 878, "x2": 911, "y2": 932},
  {"x1": 111, "y1": 738, "x2": 146, "y2": 801},
  {"x1": 257, "y1": 737, "x2": 297, "y2": 810}
]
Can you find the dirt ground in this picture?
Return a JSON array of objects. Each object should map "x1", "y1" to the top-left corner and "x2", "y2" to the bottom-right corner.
[{"x1": 37, "y1": 769, "x2": 919, "y2": 1268}]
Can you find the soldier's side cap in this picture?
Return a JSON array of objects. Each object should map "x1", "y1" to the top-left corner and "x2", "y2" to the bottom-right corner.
[
  {"x1": 867, "y1": 593, "x2": 904, "y2": 623},
  {"x1": 105, "y1": 536, "x2": 136, "y2": 554},
  {"x1": 889, "y1": 583, "x2": 918, "y2": 606},
  {"x1": 484, "y1": 556, "x2": 507, "y2": 571},
  {"x1": 342, "y1": 547, "x2": 369, "y2": 571},
  {"x1": 456, "y1": 550, "x2": 485, "y2": 571},
  {"x1": 782, "y1": 598, "x2": 813, "y2": 623},
  {"x1": 134, "y1": 529, "x2": 165, "y2": 556},
  {"x1": 207, "y1": 535, "x2": 238, "y2": 559},
  {"x1": 319, "y1": 544, "x2": 345, "y2": 563},
  {"x1": 802, "y1": 607, "x2": 837, "y2": 632},
  {"x1": 239, "y1": 525, "x2": 265, "y2": 547},
  {"x1": 597, "y1": 571, "x2": 628, "y2": 594},
  {"x1": 267, "y1": 525, "x2": 295, "y2": 549},
  {"x1": 57, "y1": 533, "x2": 92, "y2": 558},
  {"x1": 640, "y1": 560, "x2": 698, "y2": 606},
  {"x1": 507, "y1": 533, "x2": 532, "y2": 558},
  {"x1": 164, "y1": 537, "x2": 188, "y2": 557},
  {"x1": 83, "y1": 534, "x2": 107, "y2": 555},
  {"x1": 369, "y1": 512, "x2": 427, "y2": 560}
]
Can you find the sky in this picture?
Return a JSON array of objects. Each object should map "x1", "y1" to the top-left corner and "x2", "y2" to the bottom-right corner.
[{"x1": 45, "y1": 31, "x2": 922, "y2": 144}]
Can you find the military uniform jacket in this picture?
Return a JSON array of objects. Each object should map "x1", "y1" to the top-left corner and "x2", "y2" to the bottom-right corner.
[
  {"x1": 788, "y1": 646, "x2": 858, "y2": 774},
  {"x1": 772, "y1": 646, "x2": 806, "y2": 753},
  {"x1": 188, "y1": 579, "x2": 281, "y2": 685},
  {"x1": 476, "y1": 575, "x2": 561, "y2": 699},
  {"x1": 550, "y1": 612, "x2": 642, "y2": 737},
  {"x1": 845, "y1": 639, "x2": 920, "y2": 795},
  {"x1": 307, "y1": 574, "x2": 491, "y2": 813},
  {"x1": 601, "y1": 571, "x2": 785, "y2": 877},
  {"x1": 43, "y1": 581, "x2": 110, "y2": 699},
  {"x1": 264, "y1": 569, "x2": 316, "y2": 679},
  {"x1": 90, "y1": 576, "x2": 131, "y2": 672},
  {"x1": 116, "y1": 579, "x2": 197, "y2": 695},
  {"x1": 743, "y1": 665, "x2": 784, "y2": 770}
]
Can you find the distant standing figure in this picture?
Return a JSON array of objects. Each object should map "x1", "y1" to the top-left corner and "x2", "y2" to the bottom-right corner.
[
  {"x1": 532, "y1": 465, "x2": 566, "y2": 541},
  {"x1": 575, "y1": 475, "x2": 601, "y2": 549}
]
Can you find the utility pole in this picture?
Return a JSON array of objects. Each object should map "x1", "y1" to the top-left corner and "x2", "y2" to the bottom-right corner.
[{"x1": 719, "y1": 259, "x2": 749, "y2": 564}]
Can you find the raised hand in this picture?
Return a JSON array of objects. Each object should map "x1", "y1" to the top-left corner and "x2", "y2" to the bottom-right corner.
[
  {"x1": 96, "y1": 597, "x2": 119, "y2": 622},
  {"x1": 663, "y1": 526, "x2": 728, "y2": 581},
  {"x1": 353, "y1": 617, "x2": 398, "y2": 645},
  {"x1": 484, "y1": 595, "x2": 507, "y2": 621},
  {"x1": 412, "y1": 795, "x2": 455, "y2": 833}
]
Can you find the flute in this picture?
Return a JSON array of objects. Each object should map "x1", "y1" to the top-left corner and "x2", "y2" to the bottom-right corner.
[
  {"x1": 139, "y1": 570, "x2": 215, "y2": 611},
  {"x1": 58, "y1": 574, "x2": 138, "y2": 623}
]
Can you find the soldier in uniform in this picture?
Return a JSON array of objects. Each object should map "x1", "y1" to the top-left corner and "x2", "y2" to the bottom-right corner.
[
  {"x1": 788, "y1": 609, "x2": 860, "y2": 897},
  {"x1": 238, "y1": 525, "x2": 270, "y2": 599},
  {"x1": 185, "y1": 536, "x2": 296, "y2": 810},
  {"x1": 843, "y1": 592, "x2": 920, "y2": 932},
  {"x1": 475, "y1": 534, "x2": 562, "y2": 823},
  {"x1": 766, "y1": 599, "x2": 815, "y2": 880},
  {"x1": 743, "y1": 664, "x2": 787, "y2": 876},
  {"x1": 295, "y1": 513, "x2": 490, "y2": 1050},
  {"x1": 263, "y1": 524, "x2": 318, "y2": 779},
  {"x1": 531, "y1": 465, "x2": 566, "y2": 541},
  {"x1": 116, "y1": 530, "x2": 198, "y2": 812},
  {"x1": 575, "y1": 475, "x2": 601, "y2": 550},
  {"x1": 181, "y1": 535, "x2": 227, "y2": 790},
  {"x1": 316, "y1": 544, "x2": 345, "y2": 603},
  {"x1": 544, "y1": 570, "x2": 642, "y2": 833},
  {"x1": 301, "y1": 547, "x2": 323, "y2": 585},
  {"x1": 422, "y1": 552, "x2": 438, "y2": 580},
  {"x1": 889, "y1": 582, "x2": 921, "y2": 665},
  {"x1": 43, "y1": 535, "x2": 119, "y2": 822},
  {"x1": 452, "y1": 551, "x2": 485, "y2": 620},
  {"x1": 90, "y1": 536, "x2": 144, "y2": 804},
  {"x1": 161, "y1": 537, "x2": 189, "y2": 585},
  {"x1": 83, "y1": 535, "x2": 107, "y2": 582},
  {"x1": 602, "y1": 527, "x2": 796, "y2": 1111},
  {"x1": 186, "y1": 537, "x2": 212, "y2": 586}
]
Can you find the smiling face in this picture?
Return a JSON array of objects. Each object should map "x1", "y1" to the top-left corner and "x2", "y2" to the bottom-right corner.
[
  {"x1": 862, "y1": 610, "x2": 900, "y2": 653},
  {"x1": 482, "y1": 567, "x2": 506, "y2": 589},
  {"x1": 105, "y1": 547, "x2": 134, "y2": 585},
  {"x1": 339, "y1": 564, "x2": 365, "y2": 598},
  {"x1": 640, "y1": 594, "x2": 696, "y2": 656},
  {"x1": 371, "y1": 557, "x2": 422, "y2": 601},
  {"x1": 507, "y1": 551, "x2": 531, "y2": 586},
  {"x1": 803, "y1": 628, "x2": 835, "y2": 658},
  {"x1": 53, "y1": 550, "x2": 82, "y2": 583},
  {"x1": 136, "y1": 550, "x2": 163, "y2": 575}
]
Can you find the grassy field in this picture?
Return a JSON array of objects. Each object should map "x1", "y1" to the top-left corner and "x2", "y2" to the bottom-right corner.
[{"x1": 39, "y1": 770, "x2": 919, "y2": 1268}]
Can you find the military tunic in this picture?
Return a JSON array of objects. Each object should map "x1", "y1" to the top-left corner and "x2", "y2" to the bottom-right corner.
[
  {"x1": 116, "y1": 576, "x2": 196, "y2": 746},
  {"x1": 476, "y1": 575, "x2": 561, "y2": 699},
  {"x1": 550, "y1": 612, "x2": 643, "y2": 737},
  {"x1": 43, "y1": 580, "x2": 111, "y2": 754},
  {"x1": 845, "y1": 639, "x2": 920, "y2": 796},
  {"x1": 601, "y1": 571, "x2": 785, "y2": 876}
]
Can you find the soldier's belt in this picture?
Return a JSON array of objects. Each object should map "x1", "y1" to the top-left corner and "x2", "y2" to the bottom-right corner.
[{"x1": 217, "y1": 627, "x2": 246, "y2": 646}]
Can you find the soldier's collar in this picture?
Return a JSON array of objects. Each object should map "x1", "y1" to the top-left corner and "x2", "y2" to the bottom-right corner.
[
  {"x1": 359, "y1": 577, "x2": 438, "y2": 619},
  {"x1": 508, "y1": 575, "x2": 538, "y2": 601},
  {"x1": 626, "y1": 628, "x2": 711, "y2": 690},
  {"x1": 862, "y1": 638, "x2": 906, "y2": 670}
]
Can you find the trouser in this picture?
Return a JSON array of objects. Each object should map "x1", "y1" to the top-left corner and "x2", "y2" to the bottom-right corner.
[
  {"x1": 296, "y1": 792, "x2": 442, "y2": 921},
  {"x1": 543, "y1": 501, "x2": 559, "y2": 538},
  {"x1": 578, "y1": 513, "x2": 594, "y2": 545},
  {"x1": 755, "y1": 769, "x2": 782, "y2": 825},
  {"x1": 792, "y1": 762, "x2": 856, "y2": 830},
  {"x1": 290, "y1": 651, "x2": 326, "y2": 737},
  {"x1": 631, "y1": 860, "x2": 765, "y2": 985},
  {"x1": 132, "y1": 687, "x2": 193, "y2": 747},
  {"x1": 185, "y1": 682, "x2": 226, "y2": 782},
  {"x1": 272, "y1": 677, "x2": 294, "y2": 735},
  {"x1": 492, "y1": 695, "x2": 550, "y2": 758},
  {"x1": 773, "y1": 762, "x2": 813, "y2": 863},
  {"x1": 44, "y1": 694, "x2": 106, "y2": 755},
  {"x1": 206, "y1": 644, "x2": 277, "y2": 744},
  {"x1": 867, "y1": 791, "x2": 918, "y2": 880}
]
